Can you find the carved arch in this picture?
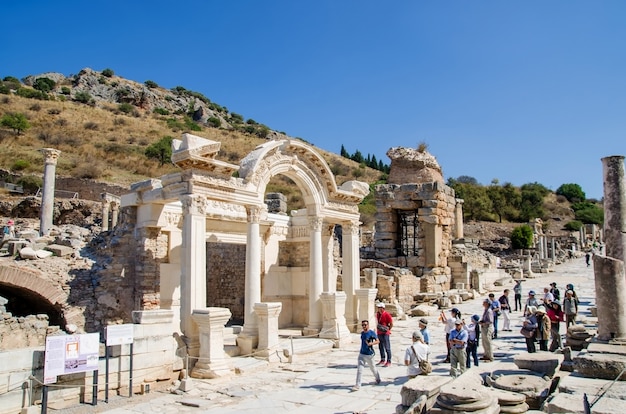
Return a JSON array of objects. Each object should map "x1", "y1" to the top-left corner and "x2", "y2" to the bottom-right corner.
[{"x1": 239, "y1": 139, "x2": 340, "y2": 209}]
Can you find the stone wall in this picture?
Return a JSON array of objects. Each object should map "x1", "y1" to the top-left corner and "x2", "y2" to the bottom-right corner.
[
  {"x1": 207, "y1": 242, "x2": 246, "y2": 324},
  {"x1": 0, "y1": 312, "x2": 58, "y2": 351},
  {"x1": 278, "y1": 241, "x2": 310, "y2": 267}
]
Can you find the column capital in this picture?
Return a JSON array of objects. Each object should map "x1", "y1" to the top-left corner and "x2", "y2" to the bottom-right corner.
[
  {"x1": 40, "y1": 148, "x2": 61, "y2": 165},
  {"x1": 309, "y1": 216, "x2": 324, "y2": 232},
  {"x1": 246, "y1": 205, "x2": 266, "y2": 223},
  {"x1": 344, "y1": 221, "x2": 360, "y2": 235},
  {"x1": 181, "y1": 194, "x2": 206, "y2": 215}
]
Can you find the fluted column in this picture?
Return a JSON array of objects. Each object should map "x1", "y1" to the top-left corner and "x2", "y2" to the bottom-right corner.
[
  {"x1": 342, "y1": 221, "x2": 361, "y2": 332},
  {"x1": 111, "y1": 201, "x2": 120, "y2": 228},
  {"x1": 101, "y1": 200, "x2": 110, "y2": 232},
  {"x1": 305, "y1": 216, "x2": 324, "y2": 334},
  {"x1": 39, "y1": 148, "x2": 60, "y2": 236},
  {"x1": 322, "y1": 223, "x2": 336, "y2": 293},
  {"x1": 237, "y1": 205, "x2": 264, "y2": 354},
  {"x1": 180, "y1": 194, "x2": 207, "y2": 354}
]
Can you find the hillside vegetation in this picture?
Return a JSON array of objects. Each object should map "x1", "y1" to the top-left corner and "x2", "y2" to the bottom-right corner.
[
  {"x1": 0, "y1": 69, "x2": 603, "y2": 233},
  {"x1": 0, "y1": 69, "x2": 384, "y2": 223}
]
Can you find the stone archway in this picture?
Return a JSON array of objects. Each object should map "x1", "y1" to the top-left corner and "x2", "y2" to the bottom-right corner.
[{"x1": 0, "y1": 264, "x2": 69, "y2": 328}]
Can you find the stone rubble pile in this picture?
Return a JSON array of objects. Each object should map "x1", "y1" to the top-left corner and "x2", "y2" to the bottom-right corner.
[{"x1": 565, "y1": 325, "x2": 594, "y2": 350}]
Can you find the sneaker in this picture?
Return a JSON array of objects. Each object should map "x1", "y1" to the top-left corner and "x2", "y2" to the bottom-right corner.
[
  {"x1": 351, "y1": 385, "x2": 360, "y2": 391},
  {"x1": 443, "y1": 358, "x2": 450, "y2": 363},
  {"x1": 383, "y1": 361, "x2": 391, "y2": 367},
  {"x1": 376, "y1": 377, "x2": 381, "y2": 385},
  {"x1": 376, "y1": 360, "x2": 385, "y2": 366}
]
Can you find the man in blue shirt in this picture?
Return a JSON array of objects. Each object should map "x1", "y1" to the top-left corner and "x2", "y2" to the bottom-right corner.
[
  {"x1": 419, "y1": 318, "x2": 430, "y2": 345},
  {"x1": 352, "y1": 320, "x2": 381, "y2": 391},
  {"x1": 448, "y1": 319, "x2": 468, "y2": 378}
]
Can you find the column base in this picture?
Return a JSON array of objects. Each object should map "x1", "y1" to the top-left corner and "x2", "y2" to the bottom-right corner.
[
  {"x1": 190, "y1": 360, "x2": 232, "y2": 379},
  {"x1": 255, "y1": 346, "x2": 282, "y2": 362},
  {"x1": 320, "y1": 323, "x2": 352, "y2": 348},
  {"x1": 302, "y1": 327, "x2": 320, "y2": 337},
  {"x1": 236, "y1": 334, "x2": 258, "y2": 356}
]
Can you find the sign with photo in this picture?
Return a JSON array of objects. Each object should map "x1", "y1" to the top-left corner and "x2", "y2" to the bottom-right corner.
[{"x1": 43, "y1": 333, "x2": 100, "y2": 384}]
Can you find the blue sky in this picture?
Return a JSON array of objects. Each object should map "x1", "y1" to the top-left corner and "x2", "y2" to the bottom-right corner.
[{"x1": 2, "y1": 1, "x2": 624, "y2": 199}]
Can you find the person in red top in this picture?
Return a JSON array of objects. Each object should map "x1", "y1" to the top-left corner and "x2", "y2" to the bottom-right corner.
[
  {"x1": 547, "y1": 300, "x2": 565, "y2": 351},
  {"x1": 375, "y1": 302, "x2": 393, "y2": 367}
]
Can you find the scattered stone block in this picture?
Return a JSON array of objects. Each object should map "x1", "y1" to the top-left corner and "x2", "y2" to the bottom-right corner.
[
  {"x1": 558, "y1": 374, "x2": 626, "y2": 401},
  {"x1": 410, "y1": 304, "x2": 439, "y2": 316},
  {"x1": 514, "y1": 352, "x2": 564, "y2": 376},
  {"x1": 546, "y1": 392, "x2": 626, "y2": 413},
  {"x1": 45, "y1": 244, "x2": 74, "y2": 257},
  {"x1": 574, "y1": 351, "x2": 626, "y2": 380},
  {"x1": 399, "y1": 374, "x2": 453, "y2": 412}
]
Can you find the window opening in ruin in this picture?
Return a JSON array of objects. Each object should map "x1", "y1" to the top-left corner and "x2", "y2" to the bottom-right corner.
[
  {"x1": 397, "y1": 210, "x2": 419, "y2": 256},
  {"x1": 265, "y1": 175, "x2": 304, "y2": 214}
]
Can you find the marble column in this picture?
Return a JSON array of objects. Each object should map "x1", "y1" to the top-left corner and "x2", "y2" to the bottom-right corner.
[
  {"x1": 304, "y1": 216, "x2": 324, "y2": 335},
  {"x1": 322, "y1": 223, "x2": 337, "y2": 293},
  {"x1": 253, "y1": 302, "x2": 282, "y2": 361},
  {"x1": 111, "y1": 201, "x2": 120, "y2": 228},
  {"x1": 237, "y1": 205, "x2": 264, "y2": 354},
  {"x1": 180, "y1": 195, "x2": 207, "y2": 356},
  {"x1": 355, "y1": 288, "x2": 378, "y2": 330},
  {"x1": 454, "y1": 199, "x2": 464, "y2": 239},
  {"x1": 101, "y1": 197, "x2": 110, "y2": 232},
  {"x1": 602, "y1": 156, "x2": 626, "y2": 262},
  {"x1": 342, "y1": 221, "x2": 361, "y2": 332},
  {"x1": 39, "y1": 148, "x2": 61, "y2": 236},
  {"x1": 190, "y1": 307, "x2": 232, "y2": 378},
  {"x1": 319, "y1": 291, "x2": 352, "y2": 347}
]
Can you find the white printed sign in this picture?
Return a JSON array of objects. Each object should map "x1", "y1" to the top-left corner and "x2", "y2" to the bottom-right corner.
[{"x1": 105, "y1": 324, "x2": 134, "y2": 346}]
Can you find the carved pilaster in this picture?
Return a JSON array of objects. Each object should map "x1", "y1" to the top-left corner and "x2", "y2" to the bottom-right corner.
[{"x1": 181, "y1": 194, "x2": 207, "y2": 216}]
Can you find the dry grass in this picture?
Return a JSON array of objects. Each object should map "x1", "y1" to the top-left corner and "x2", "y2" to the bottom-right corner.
[{"x1": 0, "y1": 95, "x2": 382, "y2": 188}]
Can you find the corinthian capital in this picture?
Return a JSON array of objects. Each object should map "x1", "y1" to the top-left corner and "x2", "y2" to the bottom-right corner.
[
  {"x1": 345, "y1": 221, "x2": 360, "y2": 236},
  {"x1": 246, "y1": 205, "x2": 266, "y2": 223},
  {"x1": 309, "y1": 216, "x2": 324, "y2": 232},
  {"x1": 181, "y1": 194, "x2": 206, "y2": 215},
  {"x1": 40, "y1": 148, "x2": 61, "y2": 165}
]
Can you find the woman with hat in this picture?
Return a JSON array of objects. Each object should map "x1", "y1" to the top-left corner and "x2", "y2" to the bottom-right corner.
[
  {"x1": 524, "y1": 290, "x2": 539, "y2": 315},
  {"x1": 547, "y1": 300, "x2": 564, "y2": 351},
  {"x1": 534, "y1": 305, "x2": 551, "y2": 352},
  {"x1": 418, "y1": 318, "x2": 430, "y2": 345},
  {"x1": 522, "y1": 306, "x2": 538, "y2": 353},
  {"x1": 440, "y1": 308, "x2": 461, "y2": 363}
]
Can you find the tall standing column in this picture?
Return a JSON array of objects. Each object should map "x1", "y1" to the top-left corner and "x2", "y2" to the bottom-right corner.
[
  {"x1": 101, "y1": 199, "x2": 110, "y2": 232},
  {"x1": 602, "y1": 156, "x2": 626, "y2": 262},
  {"x1": 110, "y1": 201, "x2": 120, "y2": 228},
  {"x1": 305, "y1": 216, "x2": 324, "y2": 335},
  {"x1": 342, "y1": 221, "x2": 361, "y2": 332},
  {"x1": 180, "y1": 194, "x2": 207, "y2": 355},
  {"x1": 39, "y1": 148, "x2": 61, "y2": 236},
  {"x1": 454, "y1": 199, "x2": 464, "y2": 239},
  {"x1": 322, "y1": 223, "x2": 336, "y2": 293},
  {"x1": 237, "y1": 205, "x2": 263, "y2": 354}
]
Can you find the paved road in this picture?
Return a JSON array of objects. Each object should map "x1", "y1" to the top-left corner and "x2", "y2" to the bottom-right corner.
[{"x1": 64, "y1": 256, "x2": 596, "y2": 414}]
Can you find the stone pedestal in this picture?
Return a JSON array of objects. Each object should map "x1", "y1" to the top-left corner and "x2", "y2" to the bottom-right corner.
[
  {"x1": 190, "y1": 307, "x2": 232, "y2": 379},
  {"x1": 253, "y1": 302, "x2": 282, "y2": 361},
  {"x1": 355, "y1": 288, "x2": 377, "y2": 329},
  {"x1": 319, "y1": 292, "x2": 352, "y2": 347}
]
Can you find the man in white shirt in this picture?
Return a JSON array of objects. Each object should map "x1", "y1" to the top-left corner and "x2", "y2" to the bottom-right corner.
[{"x1": 404, "y1": 331, "x2": 429, "y2": 378}]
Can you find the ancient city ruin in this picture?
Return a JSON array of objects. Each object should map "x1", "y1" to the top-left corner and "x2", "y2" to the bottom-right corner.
[{"x1": 1, "y1": 138, "x2": 625, "y2": 413}]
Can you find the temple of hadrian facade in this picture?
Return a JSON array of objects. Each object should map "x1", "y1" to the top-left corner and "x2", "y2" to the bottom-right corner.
[{"x1": 121, "y1": 134, "x2": 369, "y2": 357}]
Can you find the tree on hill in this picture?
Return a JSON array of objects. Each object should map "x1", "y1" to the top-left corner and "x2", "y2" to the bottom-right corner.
[
  {"x1": 556, "y1": 183, "x2": 586, "y2": 203},
  {"x1": 519, "y1": 182, "x2": 549, "y2": 221},
  {"x1": 571, "y1": 201, "x2": 604, "y2": 224},
  {"x1": 145, "y1": 136, "x2": 173, "y2": 166},
  {"x1": 0, "y1": 112, "x2": 30, "y2": 135}
]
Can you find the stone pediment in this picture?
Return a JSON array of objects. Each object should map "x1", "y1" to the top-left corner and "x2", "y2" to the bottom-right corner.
[{"x1": 171, "y1": 133, "x2": 239, "y2": 178}]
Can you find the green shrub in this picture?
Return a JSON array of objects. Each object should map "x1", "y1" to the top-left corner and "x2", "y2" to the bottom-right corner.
[
  {"x1": 73, "y1": 91, "x2": 93, "y2": 104},
  {"x1": 16, "y1": 87, "x2": 48, "y2": 100},
  {"x1": 0, "y1": 84, "x2": 10, "y2": 94},
  {"x1": 33, "y1": 77, "x2": 55, "y2": 92},
  {"x1": 153, "y1": 107, "x2": 169, "y2": 115},
  {"x1": 207, "y1": 117, "x2": 221, "y2": 128},
  {"x1": 118, "y1": 102, "x2": 134, "y2": 114},
  {"x1": 166, "y1": 118, "x2": 184, "y2": 131},
  {"x1": 184, "y1": 117, "x2": 202, "y2": 131},
  {"x1": 102, "y1": 68, "x2": 114, "y2": 77},
  {"x1": 556, "y1": 183, "x2": 586, "y2": 203},
  {"x1": 12, "y1": 160, "x2": 30, "y2": 171},
  {"x1": 564, "y1": 220, "x2": 583, "y2": 231},
  {"x1": 510, "y1": 225, "x2": 534, "y2": 249},
  {"x1": 18, "y1": 175, "x2": 43, "y2": 194},
  {"x1": 144, "y1": 80, "x2": 158, "y2": 88},
  {"x1": 145, "y1": 136, "x2": 173, "y2": 165},
  {"x1": 61, "y1": 86, "x2": 71, "y2": 95}
]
